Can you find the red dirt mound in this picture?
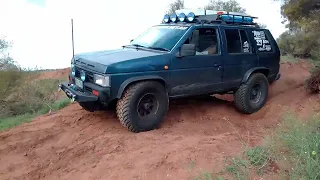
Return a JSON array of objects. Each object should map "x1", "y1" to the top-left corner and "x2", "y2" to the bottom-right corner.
[
  {"x1": 0, "y1": 60, "x2": 319, "y2": 180},
  {"x1": 36, "y1": 68, "x2": 70, "y2": 80}
]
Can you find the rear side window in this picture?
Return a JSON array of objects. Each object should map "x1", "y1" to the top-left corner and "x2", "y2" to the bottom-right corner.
[
  {"x1": 225, "y1": 29, "x2": 251, "y2": 54},
  {"x1": 252, "y1": 30, "x2": 273, "y2": 52},
  {"x1": 225, "y1": 29, "x2": 242, "y2": 53},
  {"x1": 239, "y1": 30, "x2": 251, "y2": 53}
]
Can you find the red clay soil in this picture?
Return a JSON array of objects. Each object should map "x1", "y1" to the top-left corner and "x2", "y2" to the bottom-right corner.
[
  {"x1": 0, "y1": 61, "x2": 319, "y2": 180},
  {"x1": 36, "y1": 68, "x2": 70, "y2": 81}
]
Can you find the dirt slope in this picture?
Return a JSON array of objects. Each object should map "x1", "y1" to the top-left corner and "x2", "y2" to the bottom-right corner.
[
  {"x1": 36, "y1": 68, "x2": 70, "y2": 81},
  {"x1": 0, "y1": 61, "x2": 319, "y2": 180}
]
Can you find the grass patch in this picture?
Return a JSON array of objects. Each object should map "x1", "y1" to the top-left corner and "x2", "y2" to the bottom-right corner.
[
  {"x1": 0, "y1": 98, "x2": 71, "y2": 132},
  {"x1": 212, "y1": 113, "x2": 320, "y2": 180},
  {"x1": 280, "y1": 55, "x2": 300, "y2": 63},
  {"x1": 0, "y1": 113, "x2": 35, "y2": 132},
  {"x1": 270, "y1": 114, "x2": 320, "y2": 179},
  {"x1": 192, "y1": 171, "x2": 214, "y2": 180}
]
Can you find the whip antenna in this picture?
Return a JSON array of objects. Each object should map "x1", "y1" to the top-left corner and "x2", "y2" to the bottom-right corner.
[{"x1": 71, "y1": 19, "x2": 75, "y2": 58}]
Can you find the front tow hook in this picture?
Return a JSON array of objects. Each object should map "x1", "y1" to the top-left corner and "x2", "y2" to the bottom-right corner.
[{"x1": 65, "y1": 89, "x2": 77, "y2": 102}]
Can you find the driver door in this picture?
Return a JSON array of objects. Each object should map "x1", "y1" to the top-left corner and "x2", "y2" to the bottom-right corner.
[{"x1": 169, "y1": 27, "x2": 223, "y2": 97}]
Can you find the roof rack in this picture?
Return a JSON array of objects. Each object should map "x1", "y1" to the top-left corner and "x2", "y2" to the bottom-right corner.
[{"x1": 162, "y1": 8, "x2": 259, "y2": 27}]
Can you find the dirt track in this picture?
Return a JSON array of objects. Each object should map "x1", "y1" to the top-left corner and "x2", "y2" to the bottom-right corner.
[{"x1": 0, "y1": 61, "x2": 319, "y2": 180}]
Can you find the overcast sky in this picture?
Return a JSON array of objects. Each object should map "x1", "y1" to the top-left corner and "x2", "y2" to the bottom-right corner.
[{"x1": 0, "y1": 0, "x2": 286, "y2": 69}]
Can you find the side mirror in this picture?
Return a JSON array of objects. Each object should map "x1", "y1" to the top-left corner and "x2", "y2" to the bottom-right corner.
[
  {"x1": 176, "y1": 44, "x2": 196, "y2": 58},
  {"x1": 130, "y1": 39, "x2": 133, "y2": 43}
]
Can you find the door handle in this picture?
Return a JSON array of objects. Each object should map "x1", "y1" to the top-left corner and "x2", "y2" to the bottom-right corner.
[
  {"x1": 214, "y1": 63, "x2": 221, "y2": 67},
  {"x1": 214, "y1": 63, "x2": 222, "y2": 71}
]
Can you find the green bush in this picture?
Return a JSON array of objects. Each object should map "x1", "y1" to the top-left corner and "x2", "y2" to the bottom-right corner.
[{"x1": 0, "y1": 67, "x2": 68, "y2": 118}]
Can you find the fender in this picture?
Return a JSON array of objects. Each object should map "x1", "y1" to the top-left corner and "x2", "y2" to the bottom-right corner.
[
  {"x1": 116, "y1": 75, "x2": 167, "y2": 99},
  {"x1": 241, "y1": 67, "x2": 269, "y2": 83}
]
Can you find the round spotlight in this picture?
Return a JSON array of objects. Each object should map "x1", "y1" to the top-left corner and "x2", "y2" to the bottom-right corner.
[
  {"x1": 187, "y1": 12, "x2": 195, "y2": 22},
  {"x1": 71, "y1": 65, "x2": 76, "y2": 76},
  {"x1": 178, "y1": 13, "x2": 186, "y2": 22},
  {"x1": 80, "y1": 70, "x2": 86, "y2": 81},
  {"x1": 163, "y1": 14, "x2": 170, "y2": 23},
  {"x1": 170, "y1": 14, "x2": 177, "y2": 22}
]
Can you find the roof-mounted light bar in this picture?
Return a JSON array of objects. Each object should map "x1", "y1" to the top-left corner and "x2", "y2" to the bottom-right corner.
[{"x1": 162, "y1": 8, "x2": 258, "y2": 25}]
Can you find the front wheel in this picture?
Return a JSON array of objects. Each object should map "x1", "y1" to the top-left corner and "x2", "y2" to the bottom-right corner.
[
  {"x1": 234, "y1": 73, "x2": 269, "y2": 114},
  {"x1": 116, "y1": 81, "x2": 169, "y2": 133}
]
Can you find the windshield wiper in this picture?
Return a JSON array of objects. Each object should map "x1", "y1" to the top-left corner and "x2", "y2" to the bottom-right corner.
[
  {"x1": 147, "y1": 46, "x2": 170, "y2": 52},
  {"x1": 122, "y1": 44, "x2": 147, "y2": 49}
]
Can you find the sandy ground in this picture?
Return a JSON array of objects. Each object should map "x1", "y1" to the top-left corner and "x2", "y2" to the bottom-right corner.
[{"x1": 0, "y1": 61, "x2": 319, "y2": 180}]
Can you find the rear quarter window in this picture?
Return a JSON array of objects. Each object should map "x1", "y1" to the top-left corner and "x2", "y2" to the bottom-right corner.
[{"x1": 251, "y1": 29, "x2": 274, "y2": 53}]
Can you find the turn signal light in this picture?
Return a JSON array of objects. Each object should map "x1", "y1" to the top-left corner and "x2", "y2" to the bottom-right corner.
[{"x1": 92, "y1": 90, "x2": 99, "y2": 96}]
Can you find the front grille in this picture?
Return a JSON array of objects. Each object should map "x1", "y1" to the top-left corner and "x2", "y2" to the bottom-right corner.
[
  {"x1": 85, "y1": 86, "x2": 92, "y2": 92},
  {"x1": 75, "y1": 67, "x2": 94, "y2": 83}
]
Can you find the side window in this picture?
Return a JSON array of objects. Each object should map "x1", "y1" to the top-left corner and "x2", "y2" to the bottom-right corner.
[
  {"x1": 184, "y1": 28, "x2": 219, "y2": 55},
  {"x1": 239, "y1": 30, "x2": 251, "y2": 53},
  {"x1": 252, "y1": 30, "x2": 273, "y2": 52},
  {"x1": 225, "y1": 29, "x2": 242, "y2": 53}
]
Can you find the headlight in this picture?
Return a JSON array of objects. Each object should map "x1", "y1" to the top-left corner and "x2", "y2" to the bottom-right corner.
[
  {"x1": 71, "y1": 64, "x2": 75, "y2": 76},
  {"x1": 94, "y1": 74, "x2": 110, "y2": 87},
  {"x1": 71, "y1": 58, "x2": 76, "y2": 76}
]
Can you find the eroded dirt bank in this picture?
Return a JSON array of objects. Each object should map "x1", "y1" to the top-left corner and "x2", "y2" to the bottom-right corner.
[{"x1": 0, "y1": 61, "x2": 319, "y2": 180}]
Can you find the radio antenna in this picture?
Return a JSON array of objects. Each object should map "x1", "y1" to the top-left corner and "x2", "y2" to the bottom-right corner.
[{"x1": 71, "y1": 19, "x2": 75, "y2": 58}]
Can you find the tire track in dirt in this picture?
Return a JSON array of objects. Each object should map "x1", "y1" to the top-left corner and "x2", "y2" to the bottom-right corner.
[{"x1": 0, "y1": 60, "x2": 319, "y2": 180}]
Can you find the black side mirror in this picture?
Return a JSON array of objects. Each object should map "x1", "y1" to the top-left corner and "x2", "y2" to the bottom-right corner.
[
  {"x1": 130, "y1": 39, "x2": 133, "y2": 43},
  {"x1": 176, "y1": 44, "x2": 196, "y2": 58}
]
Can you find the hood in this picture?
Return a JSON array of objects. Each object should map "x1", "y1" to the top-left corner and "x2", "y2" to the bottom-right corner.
[{"x1": 74, "y1": 48, "x2": 165, "y2": 73}]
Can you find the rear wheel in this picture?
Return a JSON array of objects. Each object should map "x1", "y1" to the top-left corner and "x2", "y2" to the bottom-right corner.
[
  {"x1": 116, "y1": 81, "x2": 169, "y2": 132},
  {"x1": 234, "y1": 73, "x2": 269, "y2": 114}
]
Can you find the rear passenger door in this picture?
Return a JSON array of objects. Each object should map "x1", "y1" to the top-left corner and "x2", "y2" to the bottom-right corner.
[{"x1": 221, "y1": 27, "x2": 258, "y2": 89}]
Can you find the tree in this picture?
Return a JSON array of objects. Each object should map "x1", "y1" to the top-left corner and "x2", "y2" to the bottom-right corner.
[
  {"x1": 205, "y1": 0, "x2": 246, "y2": 13},
  {"x1": 166, "y1": 0, "x2": 184, "y2": 14},
  {"x1": 0, "y1": 38, "x2": 22, "y2": 117},
  {"x1": 275, "y1": 0, "x2": 320, "y2": 60},
  {"x1": 0, "y1": 39, "x2": 18, "y2": 71}
]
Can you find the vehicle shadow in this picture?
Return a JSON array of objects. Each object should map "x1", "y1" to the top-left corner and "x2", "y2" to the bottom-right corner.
[
  {"x1": 163, "y1": 95, "x2": 237, "y2": 125},
  {"x1": 169, "y1": 95, "x2": 234, "y2": 109},
  {"x1": 88, "y1": 95, "x2": 236, "y2": 131}
]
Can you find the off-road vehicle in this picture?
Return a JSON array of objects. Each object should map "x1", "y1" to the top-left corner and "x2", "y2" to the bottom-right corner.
[{"x1": 59, "y1": 9, "x2": 281, "y2": 133}]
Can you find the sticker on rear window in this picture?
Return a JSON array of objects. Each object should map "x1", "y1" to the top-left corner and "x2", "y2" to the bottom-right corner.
[{"x1": 252, "y1": 30, "x2": 272, "y2": 52}]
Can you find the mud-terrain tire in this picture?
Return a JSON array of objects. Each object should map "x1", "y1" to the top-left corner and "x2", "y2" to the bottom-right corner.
[
  {"x1": 234, "y1": 73, "x2": 269, "y2": 114},
  {"x1": 79, "y1": 102, "x2": 96, "y2": 112},
  {"x1": 116, "y1": 81, "x2": 169, "y2": 133}
]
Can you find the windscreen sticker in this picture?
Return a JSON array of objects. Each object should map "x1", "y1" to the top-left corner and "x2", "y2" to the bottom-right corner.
[{"x1": 252, "y1": 30, "x2": 271, "y2": 52}]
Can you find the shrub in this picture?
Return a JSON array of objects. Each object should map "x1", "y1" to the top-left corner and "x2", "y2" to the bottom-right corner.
[
  {"x1": 0, "y1": 68, "x2": 67, "y2": 118},
  {"x1": 305, "y1": 66, "x2": 320, "y2": 93}
]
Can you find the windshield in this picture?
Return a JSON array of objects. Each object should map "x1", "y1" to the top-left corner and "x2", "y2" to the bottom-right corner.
[{"x1": 130, "y1": 25, "x2": 189, "y2": 51}]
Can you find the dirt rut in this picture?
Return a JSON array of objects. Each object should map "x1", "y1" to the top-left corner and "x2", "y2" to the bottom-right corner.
[{"x1": 0, "y1": 61, "x2": 319, "y2": 180}]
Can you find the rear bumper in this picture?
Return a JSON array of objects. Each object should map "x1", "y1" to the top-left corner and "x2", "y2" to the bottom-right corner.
[{"x1": 59, "y1": 82, "x2": 98, "y2": 103}]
